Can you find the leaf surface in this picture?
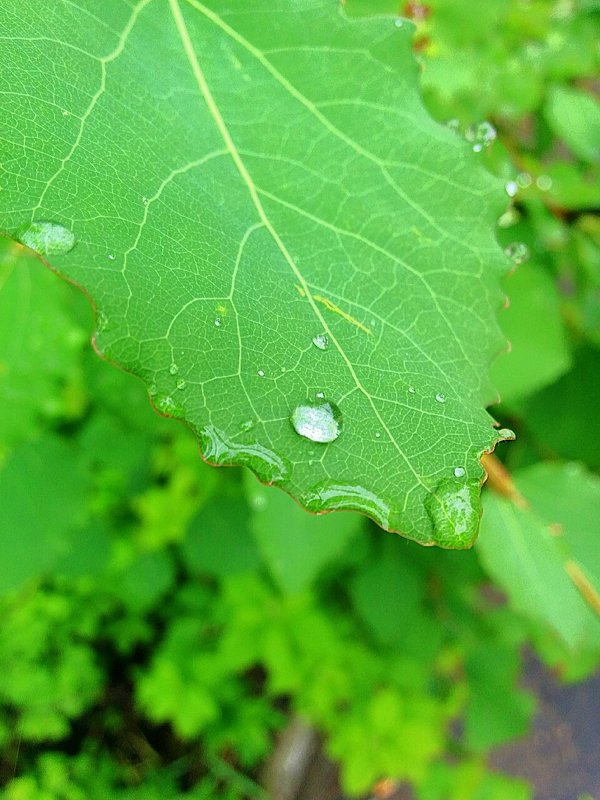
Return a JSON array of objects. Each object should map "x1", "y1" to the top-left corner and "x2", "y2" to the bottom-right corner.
[{"x1": 0, "y1": 0, "x2": 509, "y2": 544}]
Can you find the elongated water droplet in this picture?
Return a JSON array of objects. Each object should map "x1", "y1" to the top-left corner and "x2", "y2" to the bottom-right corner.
[
  {"x1": 303, "y1": 480, "x2": 390, "y2": 529},
  {"x1": 425, "y1": 479, "x2": 481, "y2": 549},
  {"x1": 202, "y1": 425, "x2": 289, "y2": 484},
  {"x1": 435, "y1": 392, "x2": 446, "y2": 404},
  {"x1": 504, "y1": 242, "x2": 530, "y2": 265},
  {"x1": 312, "y1": 333, "x2": 329, "y2": 351},
  {"x1": 465, "y1": 121, "x2": 496, "y2": 152},
  {"x1": 505, "y1": 181, "x2": 518, "y2": 197},
  {"x1": 17, "y1": 221, "x2": 75, "y2": 256},
  {"x1": 291, "y1": 400, "x2": 342, "y2": 444}
]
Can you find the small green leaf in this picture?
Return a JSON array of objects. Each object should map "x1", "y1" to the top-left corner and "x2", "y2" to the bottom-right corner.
[{"x1": 544, "y1": 85, "x2": 600, "y2": 163}]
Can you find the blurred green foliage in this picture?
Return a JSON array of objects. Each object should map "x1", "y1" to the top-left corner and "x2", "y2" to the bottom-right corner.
[{"x1": 1, "y1": 0, "x2": 599, "y2": 797}]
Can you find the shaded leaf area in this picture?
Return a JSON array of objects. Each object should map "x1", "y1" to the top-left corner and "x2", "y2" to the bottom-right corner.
[
  {"x1": 478, "y1": 462, "x2": 600, "y2": 652},
  {"x1": 0, "y1": 0, "x2": 510, "y2": 545}
]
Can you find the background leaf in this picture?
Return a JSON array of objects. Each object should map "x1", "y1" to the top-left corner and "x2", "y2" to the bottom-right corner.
[{"x1": 0, "y1": 0, "x2": 510, "y2": 545}]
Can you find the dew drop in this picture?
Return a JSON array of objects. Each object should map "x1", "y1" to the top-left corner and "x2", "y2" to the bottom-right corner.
[
  {"x1": 315, "y1": 391, "x2": 325, "y2": 400},
  {"x1": 394, "y1": 17, "x2": 404, "y2": 27},
  {"x1": 257, "y1": 369, "x2": 265, "y2": 378},
  {"x1": 435, "y1": 392, "x2": 446, "y2": 404},
  {"x1": 155, "y1": 394, "x2": 184, "y2": 417},
  {"x1": 465, "y1": 121, "x2": 497, "y2": 152},
  {"x1": 505, "y1": 180, "x2": 518, "y2": 197},
  {"x1": 312, "y1": 333, "x2": 329, "y2": 351},
  {"x1": 536, "y1": 174, "x2": 553, "y2": 191},
  {"x1": 176, "y1": 378, "x2": 186, "y2": 390},
  {"x1": 425, "y1": 479, "x2": 481, "y2": 549},
  {"x1": 497, "y1": 427, "x2": 516, "y2": 441},
  {"x1": 17, "y1": 221, "x2": 76, "y2": 256},
  {"x1": 142, "y1": 196, "x2": 149, "y2": 206},
  {"x1": 453, "y1": 466, "x2": 466, "y2": 478},
  {"x1": 62, "y1": 109, "x2": 70, "y2": 117},
  {"x1": 214, "y1": 317, "x2": 222, "y2": 328},
  {"x1": 169, "y1": 362, "x2": 179, "y2": 375},
  {"x1": 375, "y1": 432, "x2": 381, "y2": 439},
  {"x1": 517, "y1": 172, "x2": 532, "y2": 189},
  {"x1": 408, "y1": 386, "x2": 416, "y2": 394},
  {"x1": 290, "y1": 400, "x2": 342, "y2": 444},
  {"x1": 504, "y1": 242, "x2": 530, "y2": 265},
  {"x1": 107, "y1": 253, "x2": 116, "y2": 261},
  {"x1": 240, "y1": 419, "x2": 255, "y2": 432}
]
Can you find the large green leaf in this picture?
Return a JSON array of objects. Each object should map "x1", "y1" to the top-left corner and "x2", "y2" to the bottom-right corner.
[{"x1": 0, "y1": 0, "x2": 510, "y2": 545}]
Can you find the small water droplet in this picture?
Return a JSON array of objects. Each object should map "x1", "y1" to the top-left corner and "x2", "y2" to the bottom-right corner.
[
  {"x1": 62, "y1": 109, "x2": 70, "y2": 117},
  {"x1": 498, "y1": 208, "x2": 520, "y2": 228},
  {"x1": 497, "y1": 427, "x2": 516, "y2": 441},
  {"x1": 240, "y1": 419, "x2": 255, "y2": 432},
  {"x1": 280, "y1": 366, "x2": 286, "y2": 373},
  {"x1": 169, "y1": 362, "x2": 179, "y2": 375},
  {"x1": 214, "y1": 317, "x2": 222, "y2": 327},
  {"x1": 465, "y1": 121, "x2": 496, "y2": 152},
  {"x1": 505, "y1": 180, "x2": 518, "y2": 197},
  {"x1": 107, "y1": 253, "x2": 116, "y2": 261},
  {"x1": 148, "y1": 384, "x2": 157, "y2": 397},
  {"x1": 536, "y1": 174, "x2": 553, "y2": 191},
  {"x1": 202, "y1": 425, "x2": 289, "y2": 484},
  {"x1": 257, "y1": 369, "x2": 265, "y2": 378},
  {"x1": 17, "y1": 221, "x2": 76, "y2": 256},
  {"x1": 142, "y1": 196, "x2": 149, "y2": 206},
  {"x1": 435, "y1": 392, "x2": 446, "y2": 404},
  {"x1": 394, "y1": 17, "x2": 404, "y2": 27},
  {"x1": 517, "y1": 172, "x2": 532, "y2": 189},
  {"x1": 155, "y1": 394, "x2": 184, "y2": 418},
  {"x1": 408, "y1": 386, "x2": 416, "y2": 394},
  {"x1": 425, "y1": 479, "x2": 481, "y2": 549},
  {"x1": 453, "y1": 466, "x2": 466, "y2": 478},
  {"x1": 290, "y1": 400, "x2": 342, "y2": 444},
  {"x1": 375, "y1": 432, "x2": 381, "y2": 439},
  {"x1": 312, "y1": 333, "x2": 329, "y2": 351},
  {"x1": 504, "y1": 242, "x2": 530, "y2": 265},
  {"x1": 315, "y1": 391, "x2": 325, "y2": 400},
  {"x1": 176, "y1": 378, "x2": 186, "y2": 390}
]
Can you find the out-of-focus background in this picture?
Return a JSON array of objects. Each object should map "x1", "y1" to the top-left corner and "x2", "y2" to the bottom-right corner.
[{"x1": 1, "y1": 0, "x2": 599, "y2": 798}]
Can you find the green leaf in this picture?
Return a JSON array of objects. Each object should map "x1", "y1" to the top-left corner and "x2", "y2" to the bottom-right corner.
[
  {"x1": 544, "y1": 85, "x2": 600, "y2": 163},
  {"x1": 0, "y1": 436, "x2": 91, "y2": 595},
  {"x1": 0, "y1": 1, "x2": 509, "y2": 545},
  {"x1": 245, "y1": 471, "x2": 362, "y2": 593},
  {"x1": 491, "y1": 261, "x2": 570, "y2": 404},
  {"x1": 477, "y1": 462, "x2": 600, "y2": 650}
]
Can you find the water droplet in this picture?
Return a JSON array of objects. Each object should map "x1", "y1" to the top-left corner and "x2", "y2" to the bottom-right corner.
[
  {"x1": 176, "y1": 378, "x2": 186, "y2": 390},
  {"x1": 17, "y1": 221, "x2": 75, "y2": 256},
  {"x1": 505, "y1": 181, "x2": 518, "y2": 197},
  {"x1": 169, "y1": 363, "x2": 179, "y2": 375},
  {"x1": 250, "y1": 493, "x2": 268, "y2": 512},
  {"x1": 303, "y1": 480, "x2": 390, "y2": 529},
  {"x1": 214, "y1": 317, "x2": 222, "y2": 328},
  {"x1": 155, "y1": 394, "x2": 184, "y2": 418},
  {"x1": 425, "y1": 479, "x2": 481, "y2": 549},
  {"x1": 465, "y1": 121, "x2": 497, "y2": 152},
  {"x1": 142, "y1": 196, "x2": 149, "y2": 206},
  {"x1": 201, "y1": 425, "x2": 289, "y2": 484},
  {"x1": 453, "y1": 466, "x2": 466, "y2": 478},
  {"x1": 290, "y1": 400, "x2": 342, "y2": 444},
  {"x1": 504, "y1": 242, "x2": 530, "y2": 265},
  {"x1": 107, "y1": 253, "x2": 116, "y2": 261},
  {"x1": 394, "y1": 17, "x2": 404, "y2": 27},
  {"x1": 517, "y1": 172, "x2": 532, "y2": 189},
  {"x1": 408, "y1": 386, "x2": 416, "y2": 394},
  {"x1": 315, "y1": 391, "x2": 325, "y2": 400},
  {"x1": 497, "y1": 428, "x2": 516, "y2": 441},
  {"x1": 148, "y1": 384, "x2": 157, "y2": 397},
  {"x1": 96, "y1": 311, "x2": 109, "y2": 332},
  {"x1": 280, "y1": 366, "x2": 286, "y2": 373},
  {"x1": 312, "y1": 333, "x2": 329, "y2": 351},
  {"x1": 62, "y1": 109, "x2": 70, "y2": 117},
  {"x1": 257, "y1": 369, "x2": 265, "y2": 378},
  {"x1": 536, "y1": 175, "x2": 553, "y2": 191},
  {"x1": 375, "y1": 432, "x2": 381, "y2": 439},
  {"x1": 240, "y1": 419, "x2": 255, "y2": 432},
  {"x1": 498, "y1": 208, "x2": 520, "y2": 229},
  {"x1": 435, "y1": 393, "x2": 446, "y2": 404}
]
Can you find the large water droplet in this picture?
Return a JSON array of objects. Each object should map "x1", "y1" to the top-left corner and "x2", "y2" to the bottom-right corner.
[
  {"x1": 312, "y1": 333, "x2": 329, "y2": 351},
  {"x1": 17, "y1": 221, "x2": 75, "y2": 256},
  {"x1": 465, "y1": 121, "x2": 497, "y2": 152},
  {"x1": 425, "y1": 479, "x2": 481, "y2": 549},
  {"x1": 303, "y1": 480, "x2": 390, "y2": 529},
  {"x1": 504, "y1": 242, "x2": 530, "y2": 265},
  {"x1": 290, "y1": 400, "x2": 342, "y2": 444}
]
